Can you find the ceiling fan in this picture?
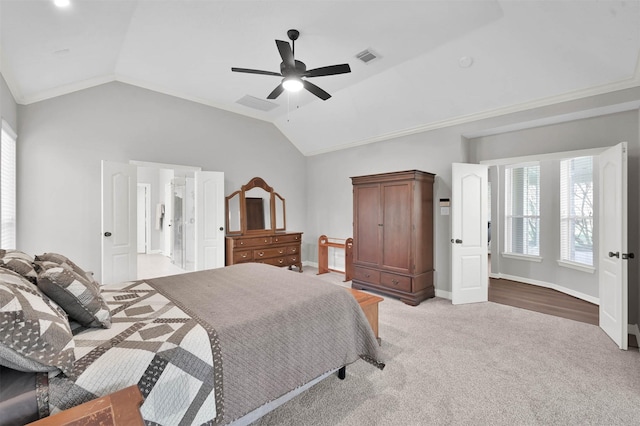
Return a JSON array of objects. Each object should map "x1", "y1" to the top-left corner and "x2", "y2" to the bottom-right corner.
[{"x1": 231, "y1": 29, "x2": 351, "y2": 101}]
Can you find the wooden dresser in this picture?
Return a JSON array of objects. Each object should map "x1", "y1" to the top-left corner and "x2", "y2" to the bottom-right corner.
[
  {"x1": 226, "y1": 232, "x2": 303, "y2": 271},
  {"x1": 351, "y1": 170, "x2": 435, "y2": 306}
]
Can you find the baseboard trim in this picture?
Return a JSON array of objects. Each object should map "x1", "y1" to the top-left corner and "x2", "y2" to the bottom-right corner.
[
  {"x1": 304, "y1": 261, "x2": 318, "y2": 268},
  {"x1": 435, "y1": 289, "x2": 452, "y2": 300},
  {"x1": 490, "y1": 272, "x2": 599, "y2": 305}
]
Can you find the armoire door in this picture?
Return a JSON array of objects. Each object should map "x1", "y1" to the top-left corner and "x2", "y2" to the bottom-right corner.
[
  {"x1": 381, "y1": 181, "x2": 412, "y2": 273},
  {"x1": 353, "y1": 184, "x2": 381, "y2": 267}
]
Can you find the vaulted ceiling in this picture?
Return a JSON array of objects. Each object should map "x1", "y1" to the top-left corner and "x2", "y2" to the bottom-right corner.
[{"x1": 1, "y1": 0, "x2": 639, "y2": 155}]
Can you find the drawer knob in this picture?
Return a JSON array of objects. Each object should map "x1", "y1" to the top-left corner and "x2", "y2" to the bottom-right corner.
[
  {"x1": 239, "y1": 241, "x2": 244, "y2": 245},
  {"x1": 264, "y1": 239, "x2": 268, "y2": 243},
  {"x1": 392, "y1": 279, "x2": 399, "y2": 285},
  {"x1": 365, "y1": 274, "x2": 370, "y2": 278},
  {"x1": 275, "y1": 238, "x2": 279, "y2": 242},
  {"x1": 279, "y1": 249, "x2": 285, "y2": 254},
  {"x1": 279, "y1": 259, "x2": 284, "y2": 264},
  {"x1": 291, "y1": 248, "x2": 297, "y2": 253},
  {"x1": 241, "y1": 253, "x2": 247, "y2": 258},
  {"x1": 291, "y1": 257, "x2": 297, "y2": 262},
  {"x1": 258, "y1": 252, "x2": 264, "y2": 257}
]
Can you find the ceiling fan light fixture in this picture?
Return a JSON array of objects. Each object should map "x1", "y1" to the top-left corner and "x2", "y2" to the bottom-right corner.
[{"x1": 282, "y1": 76, "x2": 303, "y2": 92}]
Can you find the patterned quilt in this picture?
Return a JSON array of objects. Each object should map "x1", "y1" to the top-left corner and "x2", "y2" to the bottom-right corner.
[{"x1": 45, "y1": 280, "x2": 224, "y2": 425}]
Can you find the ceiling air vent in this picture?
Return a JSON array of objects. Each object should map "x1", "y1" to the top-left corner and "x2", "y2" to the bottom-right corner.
[
  {"x1": 356, "y1": 49, "x2": 379, "y2": 64},
  {"x1": 236, "y1": 95, "x2": 279, "y2": 112}
]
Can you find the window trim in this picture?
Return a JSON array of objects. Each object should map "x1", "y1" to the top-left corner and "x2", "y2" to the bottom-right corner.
[{"x1": 556, "y1": 259, "x2": 595, "y2": 274}]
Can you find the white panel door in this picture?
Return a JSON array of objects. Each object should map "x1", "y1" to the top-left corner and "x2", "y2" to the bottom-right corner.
[
  {"x1": 598, "y1": 142, "x2": 628, "y2": 349},
  {"x1": 451, "y1": 163, "x2": 488, "y2": 305},
  {"x1": 101, "y1": 161, "x2": 137, "y2": 285},
  {"x1": 194, "y1": 171, "x2": 225, "y2": 270}
]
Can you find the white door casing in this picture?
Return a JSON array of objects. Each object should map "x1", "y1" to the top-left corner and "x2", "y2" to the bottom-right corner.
[
  {"x1": 598, "y1": 142, "x2": 628, "y2": 349},
  {"x1": 101, "y1": 161, "x2": 137, "y2": 285},
  {"x1": 194, "y1": 171, "x2": 225, "y2": 270},
  {"x1": 164, "y1": 182, "x2": 173, "y2": 258},
  {"x1": 451, "y1": 163, "x2": 489, "y2": 305}
]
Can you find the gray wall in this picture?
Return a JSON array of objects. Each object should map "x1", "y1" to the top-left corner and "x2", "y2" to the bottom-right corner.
[
  {"x1": 16, "y1": 81, "x2": 306, "y2": 279},
  {"x1": 304, "y1": 127, "x2": 466, "y2": 294},
  {"x1": 305, "y1": 95, "x2": 640, "y2": 328},
  {"x1": 1, "y1": 73, "x2": 17, "y2": 132},
  {"x1": 468, "y1": 110, "x2": 639, "y2": 323},
  {"x1": 7, "y1": 71, "x2": 640, "y2": 329}
]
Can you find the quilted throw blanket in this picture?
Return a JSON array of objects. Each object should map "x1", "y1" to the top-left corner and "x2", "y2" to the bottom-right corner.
[{"x1": 45, "y1": 280, "x2": 223, "y2": 425}]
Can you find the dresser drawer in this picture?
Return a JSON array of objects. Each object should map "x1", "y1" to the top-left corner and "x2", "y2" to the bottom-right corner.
[
  {"x1": 235, "y1": 236, "x2": 272, "y2": 248},
  {"x1": 262, "y1": 257, "x2": 288, "y2": 267},
  {"x1": 273, "y1": 234, "x2": 301, "y2": 244},
  {"x1": 380, "y1": 272, "x2": 411, "y2": 293},
  {"x1": 353, "y1": 266, "x2": 380, "y2": 285},
  {"x1": 286, "y1": 245, "x2": 299, "y2": 255},
  {"x1": 287, "y1": 255, "x2": 300, "y2": 265},
  {"x1": 233, "y1": 250, "x2": 253, "y2": 263},
  {"x1": 254, "y1": 247, "x2": 287, "y2": 259}
]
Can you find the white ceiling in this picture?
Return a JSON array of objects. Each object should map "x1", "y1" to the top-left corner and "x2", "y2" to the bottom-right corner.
[{"x1": 1, "y1": 0, "x2": 639, "y2": 155}]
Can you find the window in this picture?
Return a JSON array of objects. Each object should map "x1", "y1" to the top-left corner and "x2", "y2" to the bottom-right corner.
[
  {"x1": 505, "y1": 163, "x2": 540, "y2": 256},
  {"x1": 560, "y1": 156, "x2": 593, "y2": 266},
  {"x1": 1, "y1": 123, "x2": 16, "y2": 249}
]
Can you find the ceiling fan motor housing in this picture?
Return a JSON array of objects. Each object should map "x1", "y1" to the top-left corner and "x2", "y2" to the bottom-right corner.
[{"x1": 287, "y1": 29, "x2": 300, "y2": 41}]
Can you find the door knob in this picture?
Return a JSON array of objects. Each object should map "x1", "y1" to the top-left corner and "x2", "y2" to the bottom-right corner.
[
  {"x1": 608, "y1": 251, "x2": 620, "y2": 258},
  {"x1": 450, "y1": 239, "x2": 462, "y2": 244},
  {"x1": 104, "y1": 232, "x2": 112, "y2": 237}
]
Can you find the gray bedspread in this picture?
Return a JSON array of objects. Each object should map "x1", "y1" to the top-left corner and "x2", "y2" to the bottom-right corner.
[{"x1": 147, "y1": 263, "x2": 383, "y2": 423}]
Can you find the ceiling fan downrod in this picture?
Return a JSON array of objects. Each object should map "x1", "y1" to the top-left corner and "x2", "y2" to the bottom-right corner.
[{"x1": 287, "y1": 29, "x2": 299, "y2": 58}]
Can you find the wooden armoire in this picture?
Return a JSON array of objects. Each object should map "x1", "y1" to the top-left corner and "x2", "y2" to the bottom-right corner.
[{"x1": 351, "y1": 170, "x2": 435, "y2": 306}]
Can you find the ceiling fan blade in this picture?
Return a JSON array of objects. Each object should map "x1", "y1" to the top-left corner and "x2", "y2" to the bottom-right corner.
[
  {"x1": 276, "y1": 40, "x2": 295, "y2": 68},
  {"x1": 267, "y1": 84, "x2": 285, "y2": 100},
  {"x1": 303, "y1": 80, "x2": 331, "y2": 100},
  {"x1": 231, "y1": 67, "x2": 282, "y2": 77},
  {"x1": 305, "y1": 64, "x2": 351, "y2": 78}
]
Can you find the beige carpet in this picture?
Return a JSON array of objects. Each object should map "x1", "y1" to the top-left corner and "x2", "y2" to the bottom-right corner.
[{"x1": 253, "y1": 267, "x2": 640, "y2": 425}]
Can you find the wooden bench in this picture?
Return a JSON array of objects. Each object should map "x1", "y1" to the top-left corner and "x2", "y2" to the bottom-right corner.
[{"x1": 346, "y1": 287, "x2": 383, "y2": 341}]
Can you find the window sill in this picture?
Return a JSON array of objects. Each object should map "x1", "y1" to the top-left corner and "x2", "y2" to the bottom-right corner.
[
  {"x1": 556, "y1": 259, "x2": 595, "y2": 274},
  {"x1": 501, "y1": 252, "x2": 543, "y2": 262}
]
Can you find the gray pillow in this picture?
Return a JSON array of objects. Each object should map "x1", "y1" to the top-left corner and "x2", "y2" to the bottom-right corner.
[
  {"x1": 0, "y1": 268, "x2": 75, "y2": 376},
  {"x1": 34, "y1": 253, "x2": 99, "y2": 287},
  {"x1": 37, "y1": 267, "x2": 111, "y2": 329},
  {"x1": 0, "y1": 250, "x2": 37, "y2": 284}
]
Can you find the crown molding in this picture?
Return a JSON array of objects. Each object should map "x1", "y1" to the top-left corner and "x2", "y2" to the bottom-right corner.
[{"x1": 303, "y1": 75, "x2": 640, "y2": 157}]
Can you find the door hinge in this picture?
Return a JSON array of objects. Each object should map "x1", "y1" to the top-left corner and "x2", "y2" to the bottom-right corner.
[{"x1": 622, "y1": 253, "x2": 635, "y2": 260}]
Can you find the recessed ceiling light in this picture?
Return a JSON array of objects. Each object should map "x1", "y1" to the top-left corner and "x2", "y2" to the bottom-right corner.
[
  {"x1": 54, "y1": 0, "x2": 71, "y2": 8},
  {"x1": 458, "y1": 56, "x2": 474, "y2": 68}
]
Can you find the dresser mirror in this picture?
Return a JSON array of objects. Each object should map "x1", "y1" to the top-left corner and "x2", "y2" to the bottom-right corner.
[{"x1": 225, "y1": 177, "x2": 286, "y2": 235}]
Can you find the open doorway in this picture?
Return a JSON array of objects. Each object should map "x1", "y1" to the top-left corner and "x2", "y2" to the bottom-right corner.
[
  {"x1": 102, "y1": 161, "x2": 225, "y2": 284},
  {"x1": 135, "y1": 162, "x2": 200, "y2": 279}
]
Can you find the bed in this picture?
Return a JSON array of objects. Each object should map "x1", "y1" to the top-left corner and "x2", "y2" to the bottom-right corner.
[{"x1": 0, "y1": 256, "x2": 383, "y2": 425}]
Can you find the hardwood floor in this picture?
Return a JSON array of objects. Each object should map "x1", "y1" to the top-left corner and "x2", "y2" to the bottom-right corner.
[{"x1": 488, "y1": 278, "x2": 599, "y2": 325}]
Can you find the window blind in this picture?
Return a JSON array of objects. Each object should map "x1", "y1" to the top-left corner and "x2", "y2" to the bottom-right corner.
[
  {"x1": 1, "y1": 127, "x2": 16, "y2": 249},
  {"x1": 505, "y1": 163, "x2": 540, "y2": 256},
  {"x1": 560, "y1": 156, "x2": 593, "y2": 265}
]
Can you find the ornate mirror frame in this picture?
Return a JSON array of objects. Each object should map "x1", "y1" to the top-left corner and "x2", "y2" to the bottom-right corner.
[{"x1": 225, "y1": 177, "x2": 286, "y2": 235}]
